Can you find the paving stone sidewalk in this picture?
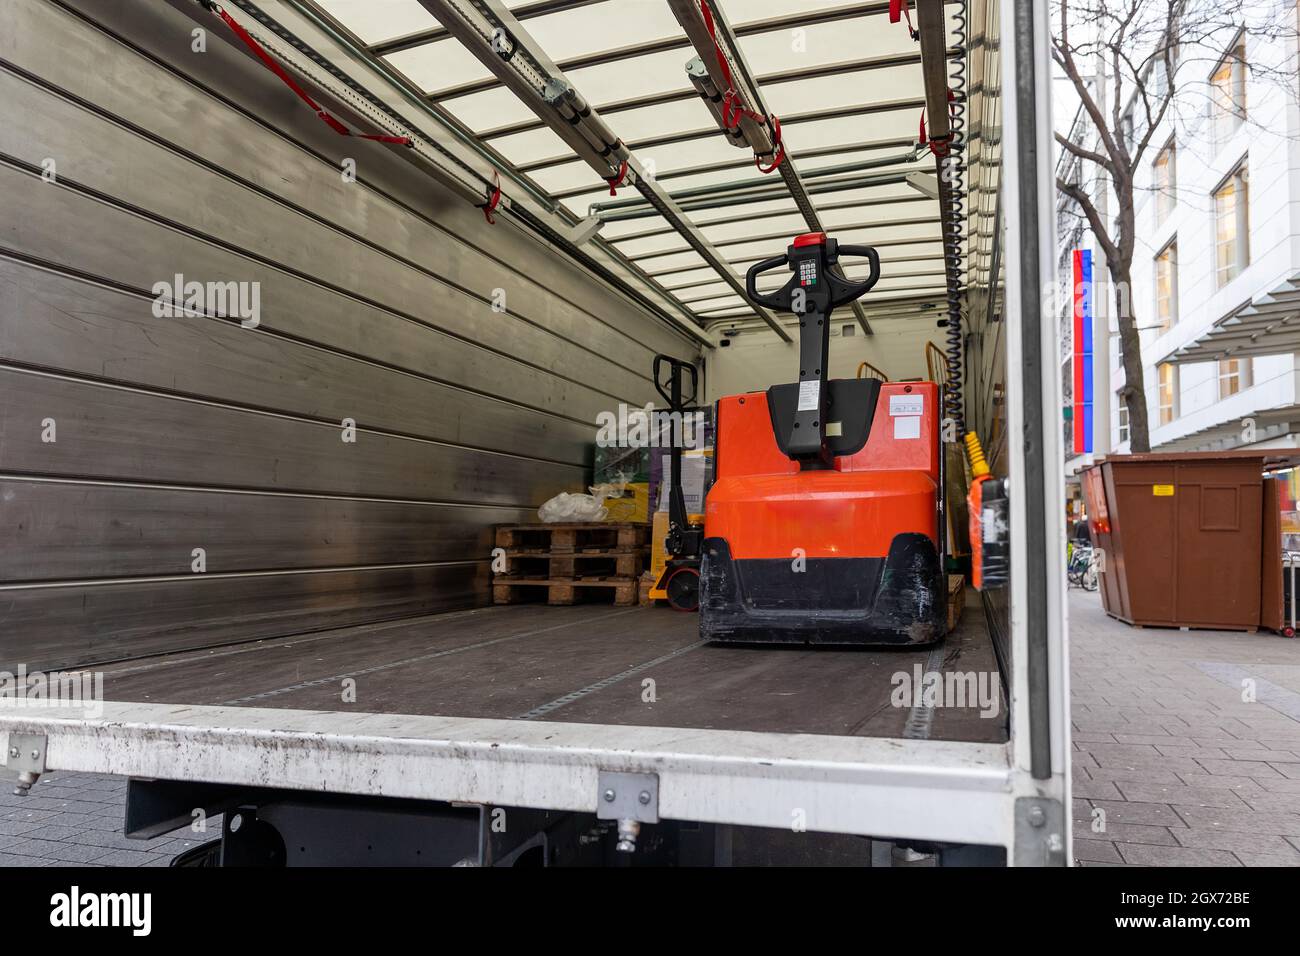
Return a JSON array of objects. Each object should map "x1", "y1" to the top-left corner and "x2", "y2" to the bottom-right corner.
[
  {"x1": 0, "y1": 772, "x2": 216, "y2": 867},
  {"x1": 1069, "y1": 588, "x2": 1300, "y2": 866}
]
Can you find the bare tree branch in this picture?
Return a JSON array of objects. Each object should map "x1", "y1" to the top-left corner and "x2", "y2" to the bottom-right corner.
[
  {"x1": 1053, "y1": 0, "x2": 1299, "y2": 453},
  {"x1": 1055, "y1": 131, "x2": 1115, "y2": 172},
  {"x1": 1056, "y1": 177, "x2": 1119, "y2": 265},
  {"x1": 1054, "y1": 0, "x2": 1129, "y2": 176}
]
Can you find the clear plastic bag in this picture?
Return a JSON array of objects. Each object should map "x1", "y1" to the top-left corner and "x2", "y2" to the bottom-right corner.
[{"x1": 537, "y1": 475, "x2": 628, "y2": 523}]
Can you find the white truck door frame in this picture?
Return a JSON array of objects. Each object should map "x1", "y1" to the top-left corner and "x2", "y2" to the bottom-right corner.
[{"x1": 1001, "y1": 0, "x2": 1072, "y2": 865}]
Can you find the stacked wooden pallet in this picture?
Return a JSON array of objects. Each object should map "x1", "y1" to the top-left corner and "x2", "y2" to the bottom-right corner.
[
  {"x1": 947, "y1": 574, "x2": 966, "y2": 632},
  {"x1": 492, "y1": 523, "x2": 649, "y2": 607}
]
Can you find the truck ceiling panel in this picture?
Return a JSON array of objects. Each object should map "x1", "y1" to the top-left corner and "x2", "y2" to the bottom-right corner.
[
  {"x1": 302, "y1": 0, "x2": 970, "y2": 330},
  {"x1": 315, "y1": 0, "x2": 439, "y2": 45},
  {"x1": 498, "y1": 2, "x2": 685, "y2": 63},
  {"x1": 385, "y1": 38, "x2": 491, "y2": 92},
  {"x1": 315, "y1": 0, "x2": 541, "y2": 46}
]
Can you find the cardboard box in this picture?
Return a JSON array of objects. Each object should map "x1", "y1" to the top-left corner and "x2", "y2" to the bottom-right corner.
[
  {"x1": 602, "y1": 481, "x2": 650, "y2": 524},
  {"x1": 652, "y1": 451, "x2": 711, "y2": 514},
  {"x1": 596, "y1": 407, "x2": 712, "y2": 488},
  {"x1": 593, "y1": 444, "x2": 651, "y2": 485}
]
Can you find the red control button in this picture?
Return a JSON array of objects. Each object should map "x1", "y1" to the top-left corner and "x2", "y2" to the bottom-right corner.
[{"x1": 793, "y1": 232, "x2": 826, "y2": 248}]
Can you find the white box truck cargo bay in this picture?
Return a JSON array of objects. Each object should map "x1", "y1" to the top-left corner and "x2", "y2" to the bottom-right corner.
[{"x1": 0, "y1": 0, "x2": 1069, "y2": 866}]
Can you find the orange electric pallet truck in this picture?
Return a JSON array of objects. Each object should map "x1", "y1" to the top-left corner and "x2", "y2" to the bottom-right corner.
[{"x1": 700, "y1": 232, "x2": 947, "y2": 645}]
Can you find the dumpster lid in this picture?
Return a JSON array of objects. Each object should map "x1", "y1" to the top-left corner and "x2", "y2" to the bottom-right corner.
[{"x1": 1093, "y1": 450, "x2": 1297, "y2": 467}]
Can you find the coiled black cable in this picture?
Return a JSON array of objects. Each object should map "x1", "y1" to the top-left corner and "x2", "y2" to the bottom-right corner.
[{"x1": 943, "y1": 0, "x2": 968, "y2": 436}]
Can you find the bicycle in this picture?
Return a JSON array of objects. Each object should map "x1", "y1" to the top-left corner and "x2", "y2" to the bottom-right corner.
[{"x1": 1067, "y1": 541, "x2": 1099, "y2": 591}]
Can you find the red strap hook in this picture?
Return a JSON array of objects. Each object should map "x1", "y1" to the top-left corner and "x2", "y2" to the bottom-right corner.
[
  {"x1": 889, "y1": 0, "x2": 920, "y2": 40},
  {"x1": 480, "y1": 170, "x2": 502, "y2": 225},
  {"x1": 698, "y1": 0, "x2": 786, "y2": 174},
  {"x1": 605, "y1": 159, "x2": 629, "y2": 196},
  {"x1": 919, "y1": 90, "x2": 958, "y2": 157}
]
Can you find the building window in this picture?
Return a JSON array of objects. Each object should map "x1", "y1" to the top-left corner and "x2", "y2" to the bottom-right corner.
[
  {"x1": 1151, "y1": 58, "x2": 1169, "y2": 101},
  {"x1": 1154, "y1": 143, "x2": 1176, "y2": 224},
  {"x1": 1155, "y1": 242, "x2": 1178, "y2": 332},
  {"x1": 1210, "y1": 41, "x2": 1247, "y2": 145},
  {"x1": 1158, "y1": 363, "x2": 1178, "y2": 425},
  {"x1": 1117, "y1": 399, "x2": 1130, "y2": 443},
  {"x1": 1217, "y1": 357, "x2": 1253, "y2": 399},
  {"x1": 1214, "y1": 163, "x2": 1250, "y2": 288}
]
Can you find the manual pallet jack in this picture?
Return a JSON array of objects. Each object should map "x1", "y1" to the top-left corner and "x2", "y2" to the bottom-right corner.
[{"x1": 650, "y1": 354, "x2": 706, "y2": 612}]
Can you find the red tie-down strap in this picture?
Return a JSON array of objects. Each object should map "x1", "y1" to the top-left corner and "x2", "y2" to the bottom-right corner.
[
  {"x1": 755, "y1": 114, "x2": 786, "y2": 174},
  {"x1": 919, "y1": 90, "x2": 957, "y2": 156},
  {"x1": 206, "y1": 2, "x2": 412, "y2": 147},
  {"x1": 889, "y1": 0, "x2": 920, "y2": 40},
  {"x1": 698, "y1": 0, "x2": 787, "y2": 174},
  {"x1": 479, "y1": 170, "x2": 502, "y2": 224},
  {"x1": 605, "y1": 158, "x2": 629, "y2": 196}
]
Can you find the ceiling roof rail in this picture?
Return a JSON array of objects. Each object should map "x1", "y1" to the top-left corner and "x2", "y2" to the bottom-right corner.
[
  {"x1": 414, "y1": 0, "x2": 790, "y2": 341},
  {"x1": 667, "y1": 0, "x2": 877, "y2": 332}
]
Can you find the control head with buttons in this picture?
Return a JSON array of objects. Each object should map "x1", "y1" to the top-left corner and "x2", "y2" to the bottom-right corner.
[{"x1": 743, "y1": 234, "x2": 883, "y2": 466}]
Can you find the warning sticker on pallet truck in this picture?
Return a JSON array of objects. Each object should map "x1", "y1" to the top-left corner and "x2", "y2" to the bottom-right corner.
[
  {"x1": 889, "y1": 393, "x2": 924, "y2": 439},
  {"x1": 889, "y1": 394, "x2": 925, "y2": 416},
  {"x1": 797, "y1": 379, "x2": 820, "y2": 411}
]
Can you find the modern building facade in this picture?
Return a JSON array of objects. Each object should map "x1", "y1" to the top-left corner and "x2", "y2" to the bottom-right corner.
[{"x1": 1057, "y1": 14, "x2": 1300, "y2": 471}]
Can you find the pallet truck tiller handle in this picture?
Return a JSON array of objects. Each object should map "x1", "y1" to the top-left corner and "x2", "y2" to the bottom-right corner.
[
  {"x1": 744, "y1": 243, "x2": 881, "y2": 312},
  {"x1": 743, "y1": 234, "x2": 882, "y2": 466},
  {"x1": 653, "y1": 355, "x2": 698, "y2": 411},
  {"x1": 651, "y1": 354, "x2": 700, "y2": 556}
]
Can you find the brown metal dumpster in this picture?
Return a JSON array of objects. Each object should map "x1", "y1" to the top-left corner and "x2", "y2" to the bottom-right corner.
[{"x1": 1080, "y1": 452, "x2": 1275, "y2": 631}]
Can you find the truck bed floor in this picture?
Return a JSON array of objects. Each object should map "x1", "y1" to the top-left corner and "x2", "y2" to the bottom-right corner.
[{"x1": 90, "y1": 599, "x2": 1007, "y2": 743}]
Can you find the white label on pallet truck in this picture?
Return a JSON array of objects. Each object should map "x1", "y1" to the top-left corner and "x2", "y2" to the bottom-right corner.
[
  {"x1": 797, "y1": 379, "x2": 820, "y2": 411},
  {"x1": 889, "y1": 394, "x2": 925, "y2": 416},
  {"x1": 890, "y1": 393, "x2": 923, "y2": 439},
  {"x1": 894, "y1": 416, "x2": 921, "y2": 439}
]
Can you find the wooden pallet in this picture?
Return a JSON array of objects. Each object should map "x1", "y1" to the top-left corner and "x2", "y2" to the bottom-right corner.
[
  {"x1": 492, "y1": 576, "x2": 638, "y2": 607},
  {"x1": 494, "y1": 522, "x2": 649, "y2": 554},
  {"x1": 501, "y1": 548, "x2": 646, "y2": 579},
  {"x1": 947, "y1": 574, "x2": 966, "y2": 633}
]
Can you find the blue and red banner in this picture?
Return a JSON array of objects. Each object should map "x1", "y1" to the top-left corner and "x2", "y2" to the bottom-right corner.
[{"x1": 1072, "y1": 249, "x2": 1094, "y2": 455}]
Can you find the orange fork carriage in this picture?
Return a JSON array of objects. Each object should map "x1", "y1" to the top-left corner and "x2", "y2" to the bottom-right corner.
[{"x1": 701, "y1": 382, "x2": 946, "y2": 645}]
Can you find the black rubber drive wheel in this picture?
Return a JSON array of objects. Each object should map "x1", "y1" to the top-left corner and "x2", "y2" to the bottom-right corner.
[{"x1": 665, "y1": 566, "x2": 700, "y2": 612}]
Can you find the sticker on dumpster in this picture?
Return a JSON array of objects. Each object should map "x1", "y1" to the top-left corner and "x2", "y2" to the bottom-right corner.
[{"x1": 1152, "y1": 484, "x2": 1175, "y2": 496}]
